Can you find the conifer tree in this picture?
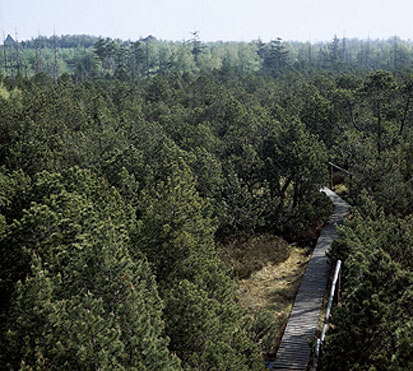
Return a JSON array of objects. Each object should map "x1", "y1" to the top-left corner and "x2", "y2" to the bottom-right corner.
[
  {"x1": 133, "y1": 160, "x2": 262, "y2": 370},
  {"x1": 323, "y1": 197, "x2": 413, "y2": 370},
  {"x1": 1, "y1": 167, "x2": 180, "y2": 369},
  {"x1": 190, "y1": 31, "x2": 204, "y2": 64}
]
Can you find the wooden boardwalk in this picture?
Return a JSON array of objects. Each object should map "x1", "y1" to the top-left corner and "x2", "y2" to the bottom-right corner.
[{"x1": 271, "y1": 188, "x2": 350, "y2": 370}]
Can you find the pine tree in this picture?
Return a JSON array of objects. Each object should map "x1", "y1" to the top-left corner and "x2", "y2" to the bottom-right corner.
[
  {"x1": 190, "y1": 31, "x2": 204, "y2": 64},
  {"x1": 323, "y1": 197, "x2": 413, "y2": 370},
  {"x1": 133, "y1": 160, "x2": 262, "y2": 369},
  {"x1": 261, "y1": 121, "x2": 329, "y2": 237},
  {"x1": 1, "y1": 167, "x2": 180, "y2": 369},
  {"x1": 329, "y1": 35, "x2": 339, "y2": 64},
  {"x1": 261, "y1": 38, "x2": 289, "y2": 74}
]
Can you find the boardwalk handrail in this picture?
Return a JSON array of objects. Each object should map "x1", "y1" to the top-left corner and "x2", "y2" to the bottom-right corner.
[
  {"x1": 272, "y1": 189, "x2": 349, "y2": 370},
  {"x1": 312, "y1": 259, "x2": 342, "y2": 371},
  {"x1": 327, "y1": 162, "x2": 351, "y2": 176},
  {"x1": 328, "y1": 161, "x2": 351, "y2": 189}
]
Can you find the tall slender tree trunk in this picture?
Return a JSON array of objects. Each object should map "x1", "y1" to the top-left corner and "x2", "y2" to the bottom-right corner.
[
  {"x1": 53, "y1": 31, "x2": 58, "y2": 82},
  {"x1": 14, "y1": 31, "x2": 21, "y2": 75},
  {"x1": 146, "y1": 42, "x2": 149, "y2": 78},
  {"x1": 2, "y1": 33, "x2": 7, "y2": 74},
  {"x1": 400, "y1": 85, "x2": 412, "y2": 136}
]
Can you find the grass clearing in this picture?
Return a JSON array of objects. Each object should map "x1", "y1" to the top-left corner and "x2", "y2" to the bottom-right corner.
[
  {"x1": 220, "y1": 235, "x2": 290, "y2": 280},
  {"x1": 229, "y1": 241, "x2": 312, "y2": 359},
  {"x1": 235, "y1": 246, "x2": 310, "y2": 312}
]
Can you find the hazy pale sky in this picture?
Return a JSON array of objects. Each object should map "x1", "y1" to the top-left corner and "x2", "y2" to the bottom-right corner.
[{"x1": 0, "y1": 0, "x2": 412, "y2": 42}]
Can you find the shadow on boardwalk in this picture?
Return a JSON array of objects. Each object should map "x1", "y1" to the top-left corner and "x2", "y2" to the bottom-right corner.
[{"x1": 271, "y1": 187, "x2": 350, "y2": 370}]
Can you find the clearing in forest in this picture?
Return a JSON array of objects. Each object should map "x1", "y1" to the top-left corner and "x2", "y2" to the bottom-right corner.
[{"x1": 232, "y1": 242, "x2": 312, "y2": 358}]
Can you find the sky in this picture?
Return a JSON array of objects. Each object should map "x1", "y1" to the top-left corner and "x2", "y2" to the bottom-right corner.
[{"x1": 0, "y1": 0, "x2": 412, "y2": 43}]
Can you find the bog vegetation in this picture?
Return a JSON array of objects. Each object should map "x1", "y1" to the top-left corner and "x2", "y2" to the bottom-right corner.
[{"x1": 0, "y1": 34, "x2": 412, "y2": 369}]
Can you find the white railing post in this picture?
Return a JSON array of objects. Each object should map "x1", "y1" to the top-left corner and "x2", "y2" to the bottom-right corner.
[{"x1": 312, "y1": 259, "x2": 342, "y2": 370}]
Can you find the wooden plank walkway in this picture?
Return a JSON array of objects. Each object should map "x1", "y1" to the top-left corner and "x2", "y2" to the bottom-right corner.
[{"x1": 271, "y1": 187, "x2": 350, "y2": 370}]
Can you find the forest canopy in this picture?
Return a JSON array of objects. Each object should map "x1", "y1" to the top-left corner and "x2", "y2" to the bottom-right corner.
[{"x1": 0, "y1": 34, "x2": 412, "y2": 369}]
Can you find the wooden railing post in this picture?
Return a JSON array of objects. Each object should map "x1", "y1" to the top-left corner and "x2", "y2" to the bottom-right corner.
[
  {"x1": 330, "y1": 163, "x2": 334, "y2": 189},
  {"x1": 327, "y1": 161, "x2": 352, "y2": 191}
]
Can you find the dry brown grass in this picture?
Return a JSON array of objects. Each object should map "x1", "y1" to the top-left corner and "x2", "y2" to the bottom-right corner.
[
  {"x1": 220, "y1": 235, "x2": 290, "y2": 279},
  {"x1": 235, "y1": 246, "x2": 311, "y2": 357},
  {"x1": 236, "y1": 247, "x2": 310, "y2": 311}
]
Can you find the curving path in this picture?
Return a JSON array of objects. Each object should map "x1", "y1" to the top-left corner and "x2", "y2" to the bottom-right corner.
[{"x1": 271, "y1": 187, "x2": 350, "y2": 370}]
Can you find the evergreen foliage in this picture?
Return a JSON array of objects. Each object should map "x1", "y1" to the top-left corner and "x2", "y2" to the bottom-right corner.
[
  {"x1": 0, "y1": 33, "x2": 412, "y2": 368},
  {"x1": 324, "y1": 197, "x2": 413, "y2": 370},
  {"x1": 133, "y1": 161, "x2": 262, "y2": 369},
  {"x1": 4, "y1": 34, "x2": 413, "y2": 81},
  {"x1": 1, "y1": 167, "x2": 179, "y2": 369}
]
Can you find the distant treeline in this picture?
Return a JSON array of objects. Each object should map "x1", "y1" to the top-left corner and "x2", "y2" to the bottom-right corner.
[
  {"x1": 12, "y1": 34, "x2": 100, "y2": 49},
  {"x1": 2, "y1": 34, "x2": 413, "y2": 81}
]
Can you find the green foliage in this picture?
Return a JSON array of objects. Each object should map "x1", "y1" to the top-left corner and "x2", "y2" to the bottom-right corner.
[
  {"x1": 134, "y1": 161, "x2": 216, "y2": 282},
  {"x1": 259, "y1": 38, "x2": 289, "y2": 75},
  {"x1": 133, "y1": 161, "x2": 262, "y2": 369},
  {"x1": 314, "y1": 67, "x2": 413, "y2": 370},
  {"x1": 220, "y1": 166, "x2": 270, "y2": 236},
  {"x1": 261, "y1": 121, "x2": 330, "y2": 238},
  {"x1": 1, "y1": 167, "x2": 180, "y2": 369},
  {"x1": 347, "y1": 139, "x2": 413, "y2": 216},
  {"x1": 300, "y1": 89, "x2": 338, "y2": 147},
  {"x1": 3, "y1": 34, "x2": 413, "y2": 83},
  {"x1": 244, "y1": 309, "x2": 280, "y2": 355},
  {"x1": 324, "y1": 195, "x2": 413, "y2": 369},
  {"x1": 4, "y1": 41, "x2": 412, "y2": 368}
]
